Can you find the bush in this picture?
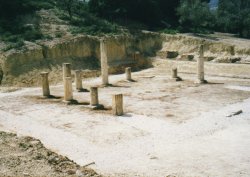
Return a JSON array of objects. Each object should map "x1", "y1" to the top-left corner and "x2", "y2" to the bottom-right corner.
[
  {"x1": 160, "y1": 29, "x2": 179, "y2": 35},
  {"x1": 23, "y1": 29, "x2": 44, "y2": 41},
  {"x1": 3, "y1": 40, "x2": 25, "y2": 52}
]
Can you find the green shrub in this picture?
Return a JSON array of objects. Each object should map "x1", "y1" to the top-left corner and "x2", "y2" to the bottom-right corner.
[
  {"x1": 3, "y1": 40, "x2": 25, "y2": 52},
  {"x1": 161, "y1": 29, "x2": 179, "y2": 34},
  {"x1": 23, "y1": 29, "x2": 44, "y2": 41},
  {"x1": 55, "y1": 32, "x2": 63, "y2": 38}
]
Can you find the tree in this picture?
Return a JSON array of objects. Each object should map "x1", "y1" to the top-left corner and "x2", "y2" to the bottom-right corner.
[
  {"x1": 88, "y1": 0, "x2": 181, "y2": 28},
  {"x1": 217, "y1": 0, "x2": 250, "y2": 38},
  {"x1": 0, "y1": 0, "x2": 37, "y2": 31},
  {"x1": 177, "y1": 0, "x2": 214, "y2": 32},
  {"x1": 158, "y1": 0, "x2": 181, "y2": 27},
  {"x1": 0, "y1": 0, "x2": 54, "y2": 32},
  {"x1": 57, "y1": 0, "x2": 77, "y2": 20}
]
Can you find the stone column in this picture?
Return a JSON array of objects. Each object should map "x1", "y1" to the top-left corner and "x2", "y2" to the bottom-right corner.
[
  {"x1": 63, "y1": 63, "x2": 71, "y2": 80},
  {"x1": 75, "y1": 70, "x2": 83, "y2": 91},
  {"x1": 41, "y1": 72, "x2": 50, "y2": 97},
  {"x1": 172, "y1": 67, "x2": 178, "y2": 79},
  {"x1": 112, "y1": 94, "x2": 123, "y2": 116},
  {"x1": 196, "y1": 45, "x2": 206, "y2": 84},
  {"x1": 125, "y1": 67, "x2": 132, "y2": 81},
  {"x1": 171, "y1": 67, "x2": 182, "y2": 81},
  {"x1": 134, "y1": 51, "x2": 140, "y2": 61},
  {"x1": 90, "y1": 87, "x2": 99, "y2": 106},
  {"x1": 64, "y1": 77, "x2": 73, "y2": 102},
  {"x1": 100, "y1": 39, "x2": 109, "y2": 86}
]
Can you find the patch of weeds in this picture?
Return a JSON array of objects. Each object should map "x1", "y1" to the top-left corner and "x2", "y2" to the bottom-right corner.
[
  {"x1": 57, "y1": 9, "x2": 122, "y2": 36},
  {"x1": 23, "y1": 29, "x2": 44, "y2": 41},
  {"x1": 55, "y1": 32, "x2": 64, "y2": 38},
  {"x1": 19, "y1": 142, "x2": 32, "y2": 150},
  {"x1": 160, "y1": 28, "x2": 179, "y2": 35},
  {"x1": 34, "y1": 153, "x2": 45, "y2": 160},
  {"x1": 43, "y1": 34, "x2": 53, "y2": 40},
  {"x1": 3, "y1": 40, "x2": 25, "y2": 52}
]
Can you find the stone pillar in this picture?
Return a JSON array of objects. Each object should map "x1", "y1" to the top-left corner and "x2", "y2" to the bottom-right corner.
[
  {"x1": 63, "y1": 63, "x2": 71, "y2": 80},
  {"x1": 134, "y1": 51, "x2": 140, "y2": 61},
  {"x1": 196, "y1": 45, "x2": 206, "y2": 84},
  {"x1": 112, "y1": 94, "x2": 123, "y2": 116},
  {"x1": 75, "y1": 70, "x2": 83, "y2": 91},
  {"x1": 172, "y1": 67, "x2": 178, "y2": 79},
  {"x1": 64, "y1": 77, "x2": 73, "y2": 102},
  {"x1": 41, "y1": 72, "x2": 50, "y2": 97},
  {"x1": 100, "y1": 39, "x2": 109, "y2": 86},
  {"x1": 90, "y1": 87, "x2": 99, "y2": 106},
  {"x1": 171, "y1": 67, "x2": 182, "y2": 81},
  {"x1": 125, "y1": 67, "x2": 132, "y2": 81}
]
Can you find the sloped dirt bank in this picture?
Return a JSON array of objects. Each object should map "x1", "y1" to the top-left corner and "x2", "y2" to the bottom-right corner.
[
  {"x1": 0, "y1": 131, "x2": 100, "y2": 177},
  {"x1": 159, "y1": 33, "x2": 250, "y2": 63},
  {"x1": 1, "y1": 32, "x2": 250, "y2": 86},
  {"x1": 0, "y1": 32, "x2": 161, "y2": 86}
]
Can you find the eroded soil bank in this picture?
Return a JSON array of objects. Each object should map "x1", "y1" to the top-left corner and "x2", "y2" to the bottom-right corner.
[
  {"x1": 0, "y1": 32, "x2": 250, "y2": 87},
  {"x1": 0, "y1": 131, "x2": 100, "y2": 177}
]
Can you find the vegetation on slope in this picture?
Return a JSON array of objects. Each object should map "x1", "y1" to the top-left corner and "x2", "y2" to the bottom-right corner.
[{"x1": 0, "y1": 0, "x2": 250, "y2": 51}]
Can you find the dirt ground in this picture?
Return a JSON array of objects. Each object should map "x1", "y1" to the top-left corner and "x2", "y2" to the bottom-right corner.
[
  {"x1": 0, "y1": 131, "x2": 100, "y2": 177},
  {"x1": 0, "y1": 59, "x2": 250, "y2": 177}
]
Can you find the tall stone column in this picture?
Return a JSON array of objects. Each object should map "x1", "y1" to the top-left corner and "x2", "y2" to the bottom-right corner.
[
  {"x1": 40, "y1": 72, "x2": 50, "y2": 97},
  {"x1": 100, "y1": 39, "x2": 109, "y2": 86},
  {"x1": 63, "y1": 63, "x2": 71, "y2": 80},
  {"x1": 75, "y1": 70, "x2": 83, "y2": 91},
  {"x1": 90, "y1": 87, "x2": 99, "y2": 106},
  {"x1": 64, "y1": 77, "x2": 73, "y2": 102},
  {"x1": 112, "y1": 94, "x2": 123, "y2": 116},
  {"x1": 196, "y1": 45, "x2": 207, "y2": 84},
  {"x1": 125, "y1": 67, "x2": 132, "y2": 81}
]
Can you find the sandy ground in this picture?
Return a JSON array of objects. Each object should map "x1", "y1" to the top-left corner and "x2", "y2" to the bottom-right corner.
[{"x1": 0, "y1": 62, "x2": 250, "y2": 177}]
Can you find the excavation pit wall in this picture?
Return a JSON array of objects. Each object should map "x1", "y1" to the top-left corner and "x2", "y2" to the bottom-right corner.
[
  {"x1": 1, "y1": 33, "x2": 250, "y2": 86},
  {"x1": 0, "y1": 33, "x2": 162, "y2": 86},
  {"x1": 158, "y1": 34, "x2": 250, "y2": 63}
]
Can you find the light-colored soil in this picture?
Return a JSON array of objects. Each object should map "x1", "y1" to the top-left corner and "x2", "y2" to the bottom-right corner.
[
  {"x1": 191, "y1": 32, "x2": 250, "y2": 47},
  {"x1": 0, "y1": 131, "x2": 100, "y2": 177},
  {"x1": 0, "y1": 62, "x2": 250, "y2": 177}
]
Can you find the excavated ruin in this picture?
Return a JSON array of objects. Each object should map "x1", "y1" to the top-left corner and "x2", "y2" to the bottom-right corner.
[{"x1": 0, "y1": 32, "x2": 250, "y2": 86}]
